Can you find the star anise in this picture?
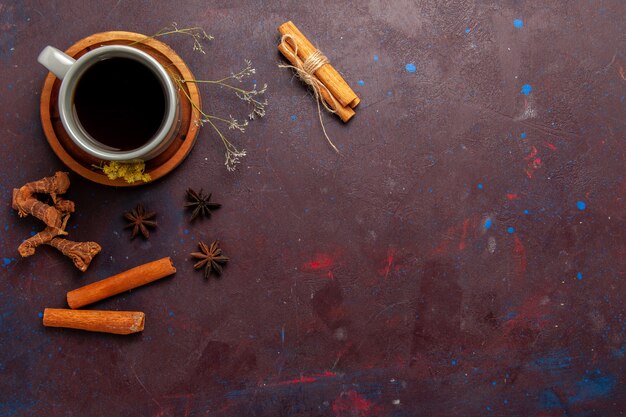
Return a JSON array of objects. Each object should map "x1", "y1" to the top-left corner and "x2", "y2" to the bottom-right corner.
[
  {"x1": 123, "y1": 203, "x2": 157, "y2": 239},
  {"x1": 191, "y1": 240, "x2": 229, "y2": 278},
  {"x1": 185, "y1": 188, "x2": 221, "y2": 221}
]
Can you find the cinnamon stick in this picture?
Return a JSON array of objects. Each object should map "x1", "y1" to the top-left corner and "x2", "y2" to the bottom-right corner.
[
  {"x1": 67, "y1": 257, "x2": 176, "y2": 309},
  {"x1": 43, "y1": 308, "x2": 145, "y2": 335},
  {"x1": 278, "y1": 42, "x2": 355, "y2": 123},
  {"x1": 278, "y1": 21, "x2": 360, "y2": 108}
]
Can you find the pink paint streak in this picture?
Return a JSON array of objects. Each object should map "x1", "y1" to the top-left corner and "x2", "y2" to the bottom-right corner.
[
  {"x1": 303, "y1": 254, "x2": 334, "y2": 271},
  {"x1": 524, "y1": 147, "x2": 542, "y2": 178},
  {"x1": 532, "y1": 158, "x2": 542, "y2": 168},
  {"x1": 272, "y1": 371, "x2": 337, "y2": 386},
  {"x1": 513, "y1": 236, "x2": 527, "y2": 281},
  {"x1": 379, "y1": 247, "x2": 396, "y2": 279},
  {"x1": 458, "y1": 218, "x2": 470, "y2": 251},
  {"x1": 543, "y1": 141, "x2": 557, "y2": 150},
  {"x1": 431, "y1": 216, "x2": 480, "y2": 256},
  {"x1": 506, "y1": 193, "x2": 519, "y2": 201}
]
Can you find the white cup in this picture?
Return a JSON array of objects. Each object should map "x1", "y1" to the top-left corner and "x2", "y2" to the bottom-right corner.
[{"x1": 38, "y1": 45, "x2": 180, "y2": 161}]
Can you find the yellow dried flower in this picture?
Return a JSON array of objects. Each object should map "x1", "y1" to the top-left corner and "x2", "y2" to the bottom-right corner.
[{"x1": 100, "y1": 161, "x2": 151, "y2": 184}]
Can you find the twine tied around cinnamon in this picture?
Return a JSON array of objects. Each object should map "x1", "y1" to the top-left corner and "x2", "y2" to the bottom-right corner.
[{"x1": 278, "y1": 34, "x2": 340, "y2": 153}]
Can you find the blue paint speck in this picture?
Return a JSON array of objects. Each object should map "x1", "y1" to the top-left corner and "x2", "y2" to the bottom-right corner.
[
  {"x1": 513, "y1": 19, "x2": 524, "y2": 29},
  {"x1": 577, "y1": 272, "x2": 583, "y2": 281},
  {"x1": 373, "y1": 55, "x2": 379, "y2": 62},
  {"x1": 358, "y1": 79, "x2": 365, "y2": 86},
  {"x1": 387, "y1": 90, "x2": 393, "y2": 96},
  {"x1": 492, "y1": 381, "x2": 497, "y2": 386},
  {"x1": 169, "y1": 310, "x2": 175, "y2": 317},
  {"x1": 465, "y1": 27, "x2": 471, "y2": 33},
  {"x1": 484, "y1": 219, "x2": 493, "y2": 230},
  {"x1": 520, "y1": 132, "x2": 527, "y2": 139},
  {"x1": 477, "y1": 183, "x2": 484, "y2": 190},
  {"x1": 507, "y1": 227, "x2": 515, "y2": 234},
  {"x1": 3, "y1": 224, "x2": 8, "y2": 231},
  {"x1": 30, "y1": 231, "x2": 37, "y2": 236},
  {"x1": 2, "y1": 258, "x2": 11, "y2": 267},
  {"x1": 38, "y1": 312, "x2": 43, "y2": 318},
  {"x1": 184, "y1": 229, "x2": 189, "y2": 235},
  {"x1": 290, "y1": 115, "x2": 297, "y2": 121},
  {"x1": 405, "y1": 63, "x2": 416, "y2": 73},
  {"x1": 523, "y1": 209, "x2": 529, "y2": 214},
  {"x1": 451, "y1": 359, "x2": 458, "y2": 365},
  {"x1": 576, "y1": 201, "x2": 586, "y2": 210},
  {"x1": 521, "y1": 84, "x2": 533, "y2": 95}
]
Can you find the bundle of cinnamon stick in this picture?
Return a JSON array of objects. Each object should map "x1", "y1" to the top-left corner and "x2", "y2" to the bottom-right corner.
[{"x1": 278, "y1": 21, "x2": 360, "y2": 123}]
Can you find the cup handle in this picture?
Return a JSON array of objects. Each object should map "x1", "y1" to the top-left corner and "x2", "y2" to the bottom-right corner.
[{"x1": 37, "y1": 46, "x2": 76, "y2": 79}]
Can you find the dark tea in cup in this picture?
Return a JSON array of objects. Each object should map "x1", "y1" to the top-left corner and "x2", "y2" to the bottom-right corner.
[{"x1": 73, "y1": 57, "x2": 166, "y2": 151}]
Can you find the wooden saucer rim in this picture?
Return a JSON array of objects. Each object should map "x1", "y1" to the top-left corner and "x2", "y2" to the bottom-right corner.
[{"x1": 40, "y1": 31, "x2": 201, "y2": 187}]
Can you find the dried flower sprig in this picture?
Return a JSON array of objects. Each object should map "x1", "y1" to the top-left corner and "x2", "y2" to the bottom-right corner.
[
  {"x1": 182, "y1": 60, "x2": 268, "y2": 121},
  {"x1": 135, "y1": 24, "x2": 267, "y2": 172},
  {"x1": 173, "y1": 77, "x2": 249, "y2": 171},
  {"x1": 174, "y1": 60, "x2": 267, "y2": 171},
  {"x1": 131, "y1": 22, "x2": 213, "y2": 54}
]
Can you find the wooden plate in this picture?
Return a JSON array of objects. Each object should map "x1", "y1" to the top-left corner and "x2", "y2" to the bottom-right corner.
[{"x1": 40, "y1": 31, "x2": 201, "y2": 186}]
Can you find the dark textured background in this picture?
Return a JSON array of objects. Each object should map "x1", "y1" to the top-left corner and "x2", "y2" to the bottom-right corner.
[{"x1": 1, "y1": 1, "x2": 625, "y2": 416}]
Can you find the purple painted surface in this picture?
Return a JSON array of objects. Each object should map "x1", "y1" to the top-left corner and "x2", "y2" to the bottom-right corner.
[{"x1": 1, "y1": 1, "x2": 625, "y2": 416}]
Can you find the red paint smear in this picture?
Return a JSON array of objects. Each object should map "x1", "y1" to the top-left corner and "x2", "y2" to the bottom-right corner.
[
  {"x1": 513, "y1": 236, "x2": 527, "y2": 281},
  {"x1": 543, "y1": 141, "x2": 557, "y2": 150},
  {"x1": 379, "y1": 247, "x2": 396, "y2": 278},
  {"x1": 332, "y1": 390, "x2": 374, "y2": 417},
  {"x1": 458, "y1": 218, "x2": 469, "y2": 251},
  {"x1": 525, "y1": 160, "x2": 542, "y2": 178},
  {"x1": 525, "y1": 146, "x2": 538, "y2": 160},
  {"x1": 506, "y1": 193, "x2": 519, "y2": 201},
  {"x1": 524, "y1": 147, "x2": 543, "y2": 178},
  {"x1": 303, "y1": 254, "x2": 334, "y2": 271},
  {"x1": 431, "y1": 216, "x2": 479, "y2": 256},
  {"x1": 504, "y1": 293, "x2": 552, "y2": 331},
  {"x1": 273, "y1": 371, "x2": 336, "y2": 386}
]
